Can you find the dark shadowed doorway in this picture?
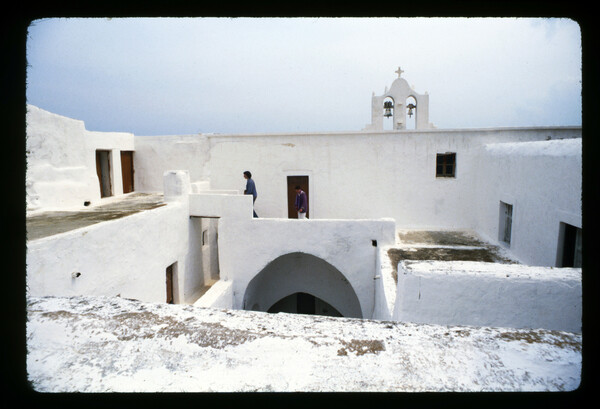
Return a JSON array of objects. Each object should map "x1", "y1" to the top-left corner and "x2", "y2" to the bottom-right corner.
[{"x1": 287, "y1": 175, "x2": 309, "y2": 219}]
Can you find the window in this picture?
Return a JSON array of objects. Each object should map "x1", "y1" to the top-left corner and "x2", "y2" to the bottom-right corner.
[
  {"x1": 436, "y1": 153, "x2": 456, "y2": 177},
  {"x1": 499, "y1": 201, "x2": 513, "y2": 246}
]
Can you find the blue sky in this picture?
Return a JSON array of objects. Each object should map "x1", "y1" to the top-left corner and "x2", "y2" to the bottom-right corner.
[{"x1": 26, "y1": 17, "x2": 581, "y2": 135}]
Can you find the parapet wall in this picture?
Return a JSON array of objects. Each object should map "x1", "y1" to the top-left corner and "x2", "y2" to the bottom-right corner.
[
  {"x1": 393, "y1": 260, "x2": 582, "y2": 332},
  {"x1": 26, "y1": 201, "x2": 191, "y2": 303},
  {"x1": 218, "y1": 217, "x2": 397, "y2": 318}
]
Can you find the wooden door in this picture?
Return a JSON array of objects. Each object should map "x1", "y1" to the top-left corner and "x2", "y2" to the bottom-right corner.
[
  {"x1": 120, "y1": 151, "x2": 134, "y2": 194},
  {"x1": 166, "y1": 264, "x2": 174, "y2": 304},
  {"x1": 96, "y1": 150, "x2": 112, "y2": 198},
  {"x1": 287, "y1": 176, "x2": 309, "y2": 219}
]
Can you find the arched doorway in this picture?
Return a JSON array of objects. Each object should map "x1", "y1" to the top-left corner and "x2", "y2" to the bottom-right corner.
[{"x1": 243, "y1": 252, "x2": 363, "y2": 318}]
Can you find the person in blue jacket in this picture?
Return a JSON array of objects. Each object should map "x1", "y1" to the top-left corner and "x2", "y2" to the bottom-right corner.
[{"x1": 243, "y1": 171, "x2": 258, "y2": 218}]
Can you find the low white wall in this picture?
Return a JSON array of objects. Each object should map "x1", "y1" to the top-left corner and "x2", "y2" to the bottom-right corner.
[
  {"x1": 26, "y1": 202, "x2": 190, "y2": 303},
  {"x1": 393, "y1": 260, "x2": 581, "y2": 333},
  {"x1": 474, "y1": 139, "x2": 582, "y2": 266},
  {"x1": 372, "y1": 246, "x2": 398, "y2": 321},
  {"x1": 26, "y1": 105, "x2": 134, "y2": 211},
  {"x1": 193, "y1": 280, "x2": 234, "y2": 309},
  {"x1": 218, "y1": 217, "x2": 396, "y2": 318},
  {"x1": 189, "y1": 192, "x2": 254, "y2": 219}
]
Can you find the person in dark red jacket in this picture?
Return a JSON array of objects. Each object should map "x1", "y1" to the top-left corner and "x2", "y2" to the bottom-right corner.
[{"x1": 294, "y1": 185, "x2": 308, "y2": 219}]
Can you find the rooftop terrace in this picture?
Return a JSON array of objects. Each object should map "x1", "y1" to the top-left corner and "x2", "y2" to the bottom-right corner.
[{"x1": 26, "y1": 193, "x2": 165, "y2": 241}]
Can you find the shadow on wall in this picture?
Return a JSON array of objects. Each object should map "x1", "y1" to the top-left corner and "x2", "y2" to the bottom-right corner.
[{"x1": 243, "y1": 252, "x2": 362, "y2": 318}]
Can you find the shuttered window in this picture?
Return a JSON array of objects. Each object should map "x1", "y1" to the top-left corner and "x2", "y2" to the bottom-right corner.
[{"x1": 436, "y1": 153, "x2": 456, "y2": 177}]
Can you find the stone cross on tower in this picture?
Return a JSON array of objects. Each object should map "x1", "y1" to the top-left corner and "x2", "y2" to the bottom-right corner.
[{"x1": 395, "y1": 66, "x2": 404, "y2": 78}]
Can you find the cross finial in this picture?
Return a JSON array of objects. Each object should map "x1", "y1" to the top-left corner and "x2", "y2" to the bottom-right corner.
[{"x1": 395, "y1": 66, "x2": 404, "y2": 78}]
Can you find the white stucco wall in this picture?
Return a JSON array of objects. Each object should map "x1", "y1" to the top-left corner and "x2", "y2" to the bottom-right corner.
[
  {"x1": 132, "y1": 127, "x2": 580, "y2": 234},
  {"x1": 218, "y1": 217, "x2": 396, "y2": 319},
  {"x1": 26, "y1": 202, "x2": 190, "y2": 303},
  {"x1": 473, "y1": 139, "x2": 582, "y2": 266},
  {"x1": 372, "y1": 246, "x2": 398, "y2": 320},
  {"x1": 189, "y1": 192, "x2": 254, "y2": 219},
  {"x1": 193, "y1": 280, "x2": 233, "y2": 309},
  {"x1": 26, "y1": 105, "x2": 134, "y2": 211},
  {"x1": 133, "y1": 135, "x2": 211, "y2": 193},
  {"x1": 393, "y1": 260, "x2": 582, "y2": 333},
  {"x1": 26, "y1": 170, "x2": 209, "y2": 304}
]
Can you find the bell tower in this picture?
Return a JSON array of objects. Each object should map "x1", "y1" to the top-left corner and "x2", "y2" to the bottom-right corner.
[{"x1": 364, "y1": 67, "x2": 435, "y2": 131}]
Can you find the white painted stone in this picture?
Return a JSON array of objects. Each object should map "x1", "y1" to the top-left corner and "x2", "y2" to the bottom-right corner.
[
  {"x1": 133, "y1": 134, "x2": 211, "y2": 193},
  {"x1": 188, "y1": 192, "x2": 253, "y2": 219},
  {"x1": 372, "y1": 246, "x2": 398, "y2": 320},
  {"x1": 26, "y1": 295, "x2": 582, "y2": 392},
  {"x1": 393, "y1": 260, "x2": 582, "y2": 333},
  {"x1": 474, "y1": 138, "x2": 582, "y2": 265},
  {"x1": 163, "y1": 170, "x2": 190, "y2": 202},
  {"x1": 26, "y1": 105, "x2": 134, "y2": 210},
  {"x1": 26, "y1": 202, "x2": 191, "y2": 303},
  {"x1": 218, "y1": 217, "x2": 396, "y2": 318},
  {"x1": 364, "y1": 68, "x2": 434, "y2": 131},
  {"x1": 193, "y1": 280, "x2": 233, "y2": 309},
  {"x1": 131, "y1": 127, "x2": 580, "y2": 238}
]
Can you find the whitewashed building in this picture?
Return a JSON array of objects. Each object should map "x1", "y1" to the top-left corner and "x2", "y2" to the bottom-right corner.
[{"x1": 25, "y1": 69, "x2": 582, "y2": 333}]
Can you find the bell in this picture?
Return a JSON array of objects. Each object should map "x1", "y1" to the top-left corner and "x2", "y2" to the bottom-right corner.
[
  {"x1": 383, "y1": 101, "x2": 393, "y2": 118},
  {"x1": 407, "y1": 103, "x2": 416, "y2": 118}
]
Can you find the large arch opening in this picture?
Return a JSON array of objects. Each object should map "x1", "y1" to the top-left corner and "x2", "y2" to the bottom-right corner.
[{"x1": 243, "y1": 252, "x2": 363, "y2": 318}]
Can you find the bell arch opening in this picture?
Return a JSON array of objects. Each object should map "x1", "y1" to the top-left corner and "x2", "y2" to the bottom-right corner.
[
  {"x1": 406, "y1": 96, "x2": 417, "y2": 130},
  {"x1": 383, "y1": 96, "x2": 395, "y2": 131},
  {"x1": 242, "y1": 252, "x2": 363, "y2": 318}
]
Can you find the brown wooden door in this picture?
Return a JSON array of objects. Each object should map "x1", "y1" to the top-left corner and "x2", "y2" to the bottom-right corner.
[
  {"x1": 96, "y1": 150, "x2": 112, "y2": 198},
  {"x1": 120, "y1": 151, "x2": 134, "y2": 194},
  {"x1": 166, "y1": 264, "x2": 174, "y2": 304},
  {"x1": 287, "y1": 176, "x2": 309, "y2": 219}
]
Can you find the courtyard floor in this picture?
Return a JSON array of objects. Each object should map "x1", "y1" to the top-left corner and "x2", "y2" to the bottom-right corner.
[{"x1": 391, "y1": 229, "x2": 518, "y2": 264}]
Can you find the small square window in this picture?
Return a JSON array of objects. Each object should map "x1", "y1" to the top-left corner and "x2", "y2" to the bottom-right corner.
[{"x1": 436, "y1": 153, "x2": 456, "y2": 177}]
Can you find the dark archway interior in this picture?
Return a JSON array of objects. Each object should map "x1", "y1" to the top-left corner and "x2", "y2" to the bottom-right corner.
[
  {"x1": 267, "y1": 292, "x2": 343, "y2": 317},
  {"x1": 243, "y1": 252, "x2": 363, "y2": 318}
]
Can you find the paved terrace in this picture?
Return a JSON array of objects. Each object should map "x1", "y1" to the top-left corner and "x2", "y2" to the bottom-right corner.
[
  {"x1": 26, "y1": 193, "x2": 165, "y2": 241},
  {"x1": 388, "y1": 230, "x2": 520, "y2": 281}
]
